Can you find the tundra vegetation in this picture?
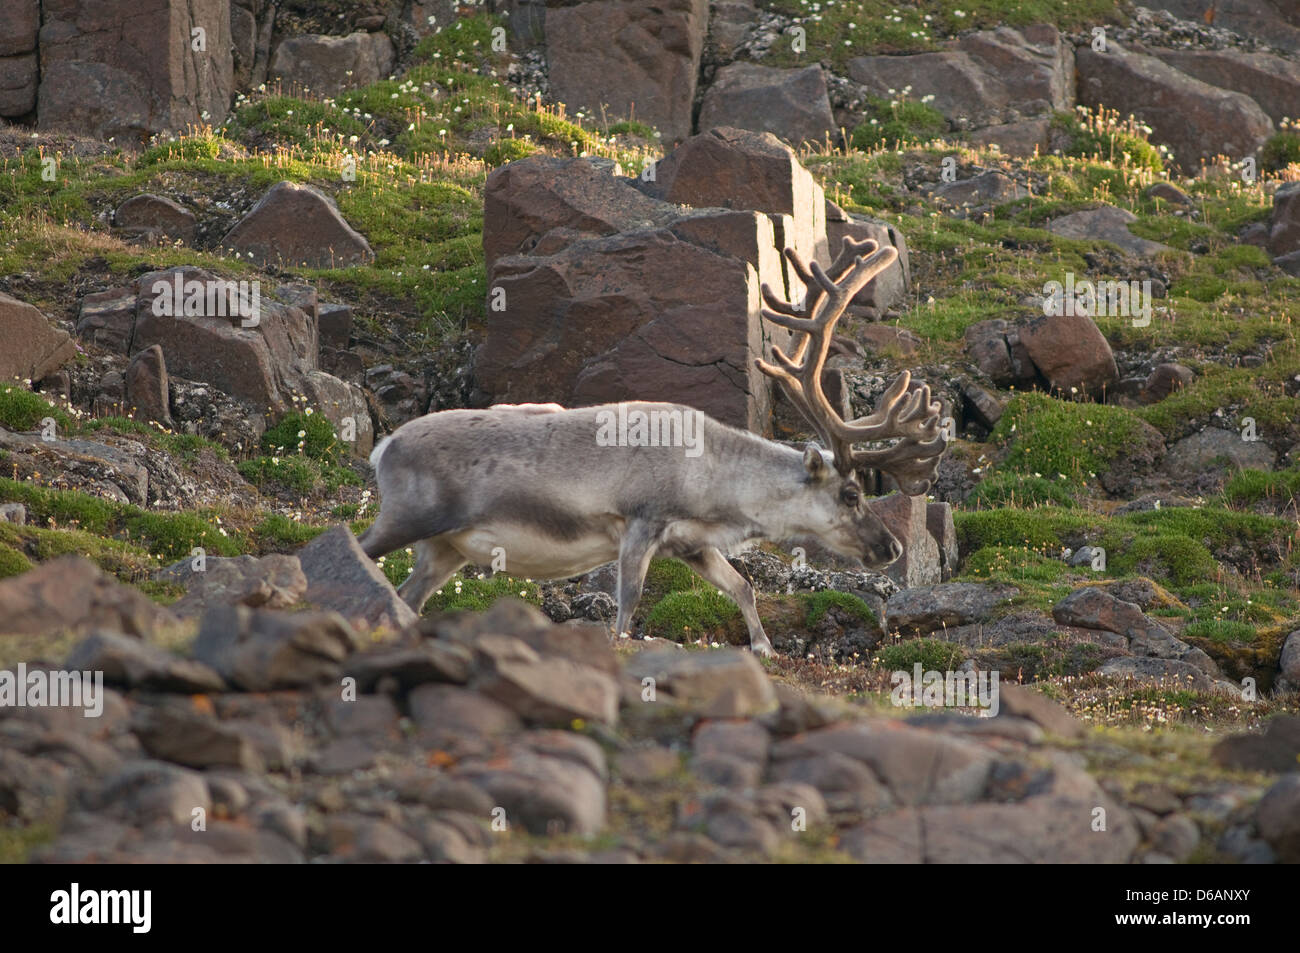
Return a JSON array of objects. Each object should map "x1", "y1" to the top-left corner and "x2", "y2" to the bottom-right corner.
[{"x1": 0, "y1": 7, "x2": 1297, "y2": 863}]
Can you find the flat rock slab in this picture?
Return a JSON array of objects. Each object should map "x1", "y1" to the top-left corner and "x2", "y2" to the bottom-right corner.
[
  {"x1": 220, "y1": 181, "x2": 374, "y2": 268},
  {"x1": 886, "y1": 583, "x2": 1019, "y2": 636},
  {"x1": 624, "y1": 647, "x2": 776, "y2": 717}
]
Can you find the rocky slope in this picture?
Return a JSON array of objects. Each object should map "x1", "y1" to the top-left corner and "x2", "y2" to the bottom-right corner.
[{"x1": 0, "y1": 1, "x2": 1299, "y2": 863}]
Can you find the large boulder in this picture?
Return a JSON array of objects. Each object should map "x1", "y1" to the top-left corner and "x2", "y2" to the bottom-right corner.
[
  {"x1": 478, "y1": 229, "x2": 775, "y2": 431},
  {"x1": 1075, "y1": 40, "x2": 1273, "y2": 170},
  {"x1": 825, "y1": 202, "x2": 910, "y2": 314},
  {"x1": 75, "y1": 266, "x2": 373, "y2": 454},
  {"x1": 269, "y1": 31, "x2": 394, "y2": 95},
  {"x1": 641, "y1": 126, "x2": 829, "y2": 275},
  {"x1": 1152, "y1": 48, "x2": 1300, "y2": 127},
  {"x1": 1143, "y1": 0, "x2": 1300, "y2": 53},
  {"x1": 1267, "y1": 181, "x2": 1300, "y2": 258},
  {"x1": 1046, "y1": 205, "x2": 1173, "y2": 257},
  {"x1": 0, "y1": 2, "x2": 38, "y2": 118},
  {"x1": 0, "y1": 556, "x2": 178, "y2": 639},
  {"x1": 219, "y1": 181, "x2": 374, "y2": 269},
  {"x1": 546, "y1": 0, "x2": 709, "y2": 144},
  {"x1": 1015, "y1": 311, "x2": 1119, "y2": 398},
  {"x1": 698, "y1": 63, "x2": 836, "y2": 147},
  {"x1": 0, "y1": 292, "x2": 77, "y2": 383},
  {"x1": 37, "y1": 0, "x2": 233, "y2": 142},
  {"x1": 848, "y1": 25, "x2": 1073, "y2": 130}
]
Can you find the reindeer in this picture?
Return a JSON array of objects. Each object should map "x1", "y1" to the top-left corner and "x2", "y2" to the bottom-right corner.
[{"x1": 358, "y1": 236, "x2": 946, "y2": 655}]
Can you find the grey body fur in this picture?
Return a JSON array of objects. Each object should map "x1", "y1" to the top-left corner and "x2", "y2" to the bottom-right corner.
[{"x1": 358, "y1": 401, "x2": 903, "y2": 656}]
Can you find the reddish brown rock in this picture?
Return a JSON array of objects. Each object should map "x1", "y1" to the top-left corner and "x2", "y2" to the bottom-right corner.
[
  {"x1": 1015, "y1": 311, "x2": 1119, "y2": 397},
  {"x1": 698, "y1": 62, "x2": 836, "y2": 147},
  {"x1": 546, "y1": 0, "x2": 709, "y2": 144},
  {"x1": 220, "y1": 181, "x2": 374, "y2": 268},
  {"x1": 124, "y1": 344, "x2": 173, "y2": 428},
  {"x1": 0, "y1": 291, "x2": 77, "y2": 384}
]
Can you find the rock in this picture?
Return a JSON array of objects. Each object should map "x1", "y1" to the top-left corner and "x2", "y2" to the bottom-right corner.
[
  {"x1": 858, "y1": 325, "x2": 921, "y2": 356},
  {"x1": 546, "y1": 0, "x2": 709, "y2": 144},
  {"x1": 297, "y1": 526, "x2": 417, "y2": 631},
  {"x1": 0, "y1": 502, "x2": 26, "y2": 524},
  {"x1": 0, "y1": 292, "x2": 77, "y2": 383},
  {"x1": 624, "y1": 647, "x2": 776, "y2": 717},
  {"x1": 931, "y1": 171, "x2": 1027, "y2": 208},
  {"x1": 693, "y1": 719, "x2": 770, "y2": 764},
  {"x1": 0, "y1": 1, "x2": 39, "y2": 59},
  {"x1": 269, "y1": 31, "x2": 394, "y2": 95},
  {"x1": 324, "y1": 814, "x2": 423, "y2": 862},
  {"x1": 131, "y1": 700, "x2": 265, "y2": 772},
  {"x1": 848, "y1": 25, "x2": 1074, "y2": 131},
  {"x1": 192, "y1": 605, "x2": 358, "y2": 691},
  {"x1": 408, "y1": 683, "x2": 523, "y2": 751},
  {"x1": 1212, "y1": 716, "x2": 1300, "y2": 773},
  {"x1": 966, "y1": 118, "x2": 1051, "y2": 157},
  {"x1": 841, "y1": 757, "x2": 1137, "y2": 862},
  {"x1": 641, "y1": 126, "x2": 828, "y2": 271},
  {"x1": 824, "y1": 213, "x2": 910, "y2": 313},
  {"x1": 1162, "y1": 427, "x2": 1276, "y2": 474},
  {"x1": 997, "y1": 682, "x2": 1085, "y2": 739},
  {"x1": 1255, "y1": 773, "x2": 1300, "y2": 862},
  {"x1": 153, "y1": 553, "x2": 308, "y2": 617},
  {"x1": 865, "y1": 494, "x2": 941, "y2": 589},
  {"x1": 678, "y1": 789, "x2": 781, "y2": 853},
  {"x1": 220, "y1": 181, "x2": 373, "y2": 268},
  {"x1": 1143, "y1": 363, "x2": 1193, "y2": 402},
  {"x1": 698, "y1": 63, "x2": 836, "y2": 147},
  {"x1": 1075, "y1": 40, "x2": 1273, "y2": 171},
  {"x1": 123, "y1": 344, "x2": 173, "y2": 428},
  {"x1": 926, "y1": 503, "x2": 959, "y2": 582},
  {"x1": 64, "y1": 631, "x2": 223, "y2": 693},
  {"x1": 1151, "y1": 48, "x2": 1300, "y2": 128},
  {"x1": 98, "y1": 267, "x2": 373, "y2": 454},
  {"x1": 1280, "y1": 630, "x2": 1300, "y2": 688},
  {"x1": 456, "y1": 743, "x2": 606, "y2": 835},
  {"x1": 0, "y1": 427, "x2": 153, "y2": 505},
  {"x1": 75, "y1": 287, "x2": 137, "y2": 352},
  {"x1": 961, "y1": 379, "x2": 1004, "y2": 431},
  {"x1": 1015, "y1": 311, "x2": 1119, "y2": 397},
  {"x1": 0, "y1": 52, "x2": 37, "y2": 117},
  {"x1": 38, "y1": 0, "x2": 233, "y2": 142},
  {"x1": 344, "y1": 640, "x2": 473, "y2": 692},
  {"x1": 1046, "y1": 205, "x2": 1173, "y2": 257},
  {"x1": 473, "y1": 654, "x2": 620, "y2": 727},
  {"x1": 1052, "y1": 587, "x2": 1193, "y2": 660},
  {"x1": 317, "y1": 302, "x2": 352, "y2": 350},
  {"x1": 84, "y1": 760, "x2": 211, "y2": 827},
  {"x1": 773, "y1": 720, "x2": 993, "y2": 806},
  {"x1": 0, "y1": 556, "x2": 178, "y2": 638},
  {"x1": 1269, "y1": 181, "x2": 1300, "y2": 257},
  {"x1": 886, "y1": 583, "x2": 1018, "y2": 636},
  {"x1": 113, "y1": 193, "x2": 196, "y2": 244},
  {"x1": 479, "y1": 228, "x2": 776, "y2": 431},
  {"x1": 1145, "y1": 182, "x2": 1194, "y2": 207},
  {"x1": 1097, "y1": 656, "x2": 1216, "y2": 691}
]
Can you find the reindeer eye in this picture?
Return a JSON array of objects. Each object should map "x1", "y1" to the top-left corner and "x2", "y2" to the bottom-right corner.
[{"x1": 840, "y1": 487, "x2": 860, "y2": 507}]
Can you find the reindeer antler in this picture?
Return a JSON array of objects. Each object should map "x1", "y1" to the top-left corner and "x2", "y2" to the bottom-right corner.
[{"x1": 756, "y1": 236, "x2": 946, "y2": 495}]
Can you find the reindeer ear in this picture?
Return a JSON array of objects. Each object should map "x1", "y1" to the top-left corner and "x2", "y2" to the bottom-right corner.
[{"x1": 802, "y1": 443, "x2": 828, "y2": 478}]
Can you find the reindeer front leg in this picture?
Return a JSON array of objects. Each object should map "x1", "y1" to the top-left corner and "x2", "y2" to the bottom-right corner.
[
  {"x1": 683, "y1": 547, "x2": 775, "y2": 657},
  {"x1": 614, "y1": 520, "x2": 659, "y2": 640}
]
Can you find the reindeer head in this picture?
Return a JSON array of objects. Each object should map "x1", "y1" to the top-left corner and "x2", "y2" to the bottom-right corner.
[{"x1": 756, "y1": 236, "x2": 947, "y2": 568}]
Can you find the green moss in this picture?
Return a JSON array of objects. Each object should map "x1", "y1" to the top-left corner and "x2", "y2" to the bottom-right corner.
[
  {"x1": 0, "y1": 387, "x2": 73, "y2": 433},
  {"x1": 250, "y1": 514, "x2": 327, "y2": 551},
  {"x1": 850, "y1": 95, "x2": 947, "y2": 150},
  {"x1": 484, "y1": 138, "x2": 539, "y2": 167},
  {"x1": 238, "y1": 456, "x2": 321, "y2": 495},
  {"x1": 875, "y1": 638, "x2": 964, "y2": 672},
  {"x1": 1049, "y1": 108, "x2": 1164, "y2": 172},
  {"x1": 0, "y1": 544, "x2": 33, "y2": 578},
  {"x1": 261, "y1": 411, "x2": 346, "y2": 463},
  {"x1": 1223, "y1": 467, "x2": 1300, "y2": 507},
  {"x1": 990, "y1": 392, "x2": 1147, "y2": 487},
  {"x1": 423, "y1": 573, "x2": 542, "y2": 613},
  {"x1": 966, "y1": 472, "x2": 1076, "y2": 508},
  {"x1": 1184, "y1": 619, "x2": 1258, "y2": 644},
  {"x1": 801, "y1": 590, "x2": 877, "y2": 628},
  {"x1": 643, "y1": 589, "x2": 741, "y2": 643},
  {"x1": 1260, "y1": 132, "x2": 1300, "y2": 173}
]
